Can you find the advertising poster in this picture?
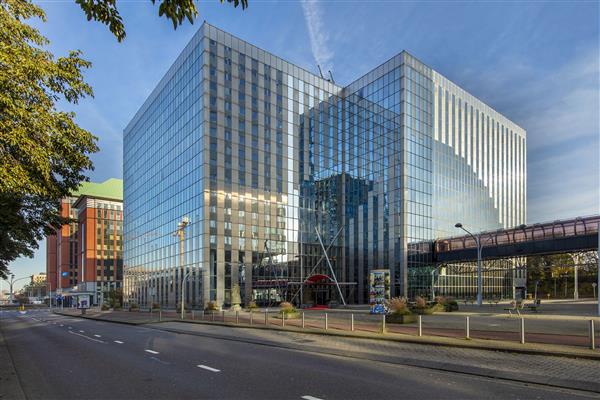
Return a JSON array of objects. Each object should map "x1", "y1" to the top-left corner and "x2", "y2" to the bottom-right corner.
[
  {"x1": 77, "y1": 296, "x2": 90, "y2": 309},
  {"x1": 369, "y1": 269, "x2": 390, "y2": 314}
]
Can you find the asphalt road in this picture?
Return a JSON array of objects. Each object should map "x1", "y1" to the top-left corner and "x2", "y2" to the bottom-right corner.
[{"x1": 1, "y1": 310, "x2": 598, "y2": 400}]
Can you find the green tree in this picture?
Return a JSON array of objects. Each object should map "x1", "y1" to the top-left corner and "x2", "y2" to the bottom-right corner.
[
  {"x1": 76, "y1": 0, "x2": 248, "y2": 42},
  {"x1": 0, "y1": 0, "x2": 98, "y2": 278}
]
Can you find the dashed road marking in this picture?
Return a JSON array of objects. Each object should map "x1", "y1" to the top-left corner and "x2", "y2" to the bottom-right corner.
[
  {"x1": 79, "y1": 330, "x2": 85, "y2": 333},
  {"x1": 145, "y1": 349, "x2": 159, "y2": 355},
  {"x1": 301, "y1": 396, "x2": 324, "y2": 400},
  {"x1": 197, "y1": 365, "x2": 220, "y2": 373},
  {"x1": 94, "y1": 334, "x2": 101, "y2": 338},
  {"x1": 68, "y1": 330, "x2": 105, "y2": 344},
  {"x1": 60, "y1": 324, "x2": 64, "y2": 327},
  {"x1": 114, "y1": 340, "x2": 124, "y2": 344}
]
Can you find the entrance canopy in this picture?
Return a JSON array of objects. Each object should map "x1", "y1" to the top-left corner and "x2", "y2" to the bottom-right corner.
[{"x1": 305, "y1": 274, "x2": 333, "y2": 284}]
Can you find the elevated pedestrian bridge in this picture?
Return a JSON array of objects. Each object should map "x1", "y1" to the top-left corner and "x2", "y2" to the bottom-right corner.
[{"x1": 433, "y1": 215, "x2": 599, "y2": 263}]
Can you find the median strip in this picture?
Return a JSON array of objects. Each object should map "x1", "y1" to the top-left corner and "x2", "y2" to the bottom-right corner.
[{"x1": 197, "y1": 364, "x2": 220, "y2": 372}]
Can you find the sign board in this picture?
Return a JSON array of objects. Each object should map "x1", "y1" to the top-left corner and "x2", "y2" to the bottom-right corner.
[
  {"x1": 61, "y1": 272, "x2": 69, "y2": 277},
  {"x1": 77, "y1": 295, "x2": 90, "y2": 309},
  {"x1": 369, "y1": 269, "x2": 390, "y2": 314}
]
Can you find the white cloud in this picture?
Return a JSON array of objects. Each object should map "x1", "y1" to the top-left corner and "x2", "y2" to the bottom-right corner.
[{"x1": 300, "y1": 0, "x2": 334, "y2": 75}]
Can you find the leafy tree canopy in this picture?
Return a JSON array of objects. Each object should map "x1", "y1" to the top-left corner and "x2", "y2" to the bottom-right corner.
[
  {"x1": 0, "y1": 0, "x2": 98, "y2": 278},
  {"x1": 76, "y1": 0, "x2": 248, "y2": 42}
]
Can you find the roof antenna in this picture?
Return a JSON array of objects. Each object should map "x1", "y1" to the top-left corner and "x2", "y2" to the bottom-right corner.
[
  {"x1": 317, "y1": 64, "x2": 325, "y2": 80},
  {"x1": 328, "y1": 70, "x2": 335, "y2": 84}
]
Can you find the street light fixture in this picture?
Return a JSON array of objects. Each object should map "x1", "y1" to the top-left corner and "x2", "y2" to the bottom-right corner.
[{"x1": 455, "y1": 223, "x2": 483, "y2": 306}]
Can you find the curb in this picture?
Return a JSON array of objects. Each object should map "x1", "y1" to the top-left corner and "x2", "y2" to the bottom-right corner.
[
  {"x1": 52, "y1": 311, "x2": 164, "y2": 326},
  {"x1": 55, "y1": 311, "x2": 600, "y2": 360}
]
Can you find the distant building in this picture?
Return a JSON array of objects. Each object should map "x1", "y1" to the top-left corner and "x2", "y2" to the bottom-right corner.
[{"x1": 46, "y1": 178, "x2": 123, "y2": 305}]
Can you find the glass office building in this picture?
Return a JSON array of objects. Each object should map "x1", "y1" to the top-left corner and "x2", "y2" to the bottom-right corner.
[{"x1": 123, "y1": 23, "x2": 526, "y2": 308}]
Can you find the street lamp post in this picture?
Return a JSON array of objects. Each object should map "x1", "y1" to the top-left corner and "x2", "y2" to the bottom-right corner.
[
  {"x1": 181, "y1": 271, "x2": 191, "y2": 319},
  {"x1": 175, "y1": 217, "x2": 189, "y2": 317},
  {"x1": 455, "y1": 223, "x2": 526, "y2": 307},
  {"x1": 455, "y1": 223, "x2": 483, "y2": 306},
  {"x1": 5, "y1": 275, "x2": 31, "y2": 304}
]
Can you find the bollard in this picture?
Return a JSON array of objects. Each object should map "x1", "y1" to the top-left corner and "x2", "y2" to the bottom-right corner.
[
  {"x1": 520, "y1": 317, "x2": 525, "y2": 344},
  {"x1": 282, "y1": 311, "x2": 285, "y2": 327},
  {"x1": 418, "y1": 315, "x2": 422, "y2": 337},
  {"x1": 325, "y1": 313, "x2": 328, "y2": 331},
  {"x1": 191, "y1": 310, "x2": 195, "y2": 320},
  {"x1": 590, "y1": 320, "x2": 596, "y2": 350},
  {"x1": 465, "y1": 316, "x2": 470, "y2": 339},
  {"x1": 159, "y1": 310, "x2": 162, "y2": 322},
  {"x1": 265, "y1": 310, "x2": 268, "y2": 326},
  {"x1": 381, "y1": 313, "x2": 386, "y2": 334},
  {"x1": 222, "y1": 310, "x2": 225, "y2": 322},
  {"x1": 211, "y1": 311, "x2": 214, "y2": 322},
  {"x1": 201, "y1": 310, "x2": 205, "y2": 320},
  {"x1": 302, "y1": 312, "x2": 305, "y2": 329},
  {"x1": 250, "y1": 311, "x2": 253, "y2": 325},
  {"x1": 351, "y1": 314, "x2": 355, "y2": 332},
  {"x1": 236, "y1": 311, "x2": 239, "y2": 324}
]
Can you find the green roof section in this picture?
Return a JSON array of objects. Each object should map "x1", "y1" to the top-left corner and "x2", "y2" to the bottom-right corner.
[{"x1": 72, "y1": 178, "x2": 123, "y2": 201}]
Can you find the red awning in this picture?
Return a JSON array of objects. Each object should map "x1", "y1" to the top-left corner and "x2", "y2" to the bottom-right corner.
[{"x1": 305, "y1": 274, "x2": 332, "y2": 284}]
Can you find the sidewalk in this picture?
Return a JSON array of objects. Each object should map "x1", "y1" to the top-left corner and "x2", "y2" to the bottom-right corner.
[
  {"x1": 0, "y1": 326, "x2": 26, "y2": 400},
  {"x1": 54, "y1": 309, "x2": 600, "y2": 361}
]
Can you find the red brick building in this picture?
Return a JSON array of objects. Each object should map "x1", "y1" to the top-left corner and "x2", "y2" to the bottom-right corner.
[{"x1": 46, "y1": 179, "x2": 123, "y2": 304}]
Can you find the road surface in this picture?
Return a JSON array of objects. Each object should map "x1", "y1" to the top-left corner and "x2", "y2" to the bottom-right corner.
[{"x1": 1, "y1": 309, "x2": 598, "y2": 400}]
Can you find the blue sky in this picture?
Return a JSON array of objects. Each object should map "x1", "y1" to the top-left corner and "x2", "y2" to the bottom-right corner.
[{"x1": 5, "y1": 0, "x2": 599, "y2": 290}]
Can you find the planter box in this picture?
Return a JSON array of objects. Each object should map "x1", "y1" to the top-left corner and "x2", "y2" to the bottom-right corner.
[{"x1": 385, "y1": 313, "x2": 417, "y2": 324}]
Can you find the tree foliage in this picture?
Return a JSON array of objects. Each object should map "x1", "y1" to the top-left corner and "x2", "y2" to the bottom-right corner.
[
  {"x1": 76, "y1": 0, "x2": 249, "y2": 42},
  {"x1": 0, "y1": 0, "x2": 98, "y2": 278}
]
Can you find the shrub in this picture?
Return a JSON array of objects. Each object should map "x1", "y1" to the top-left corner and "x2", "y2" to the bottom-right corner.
[
  {"x1": 129, "y1": 303, "x2": 139, "y2": 311},
  {"x1": 101, "y1": 303, "x2": 109, "y2": 311},
  {"x1": 445, "y1": 299, "x2": 459, "y2": 312},
  {"x1": 246, "y1": 300, "x2": 259, "y2": 310},
  {"x1": 151, "y1": 302, "x2": 160, "y2": 310},
  {"x1": 415, "y1": 296, "x2": 427, "y2": 309},
  {"x1": 388, "y1": 297, "x2": 410, "y2": 315},
  {"x1": 279, "y1": 301, "x2": 297, "y2": 315},
  {"x1": 205, "y1": 301, "x2": 219, "y2": 311},
  {"x1": 434, "y1": 296, "x2": 447, "y2": 305}
]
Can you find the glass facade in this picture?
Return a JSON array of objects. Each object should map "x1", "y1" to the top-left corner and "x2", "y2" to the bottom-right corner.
[{"x1": 123, "y1": 23, "x2": 526, "y2": 307}]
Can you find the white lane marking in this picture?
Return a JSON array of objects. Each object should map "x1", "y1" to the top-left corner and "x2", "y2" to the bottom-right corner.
[
  {"x1": 68, "y1": 326, "x2": 72, "y2": 329},
  {"x1": 94, "y1": 334, "x2": 101, "y2": 338},
  {"x1": 197, "y1": 365, "x2": 220, "y2": 373},
  {"x1": 150, "y1": 356, "x2": 170, "y2": 365},
  {"x1": 114, "y1": 340, "x2": 124, "y2": 344},
  {"x1": 79, "y1": 330, "x2": 85, "y2": 333},
  {"x1": 68, "y1": 330, "x2": 105, "y2": 343},
  {"x1": 145, "y1": 349, "x2": 159, "y2": 355},
  {"x1": 60, "y1": 324, "x2": 64, "y2": 327},
  {"x1": 301, "y1": 396, "x2": 324, "y2": 400}
]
